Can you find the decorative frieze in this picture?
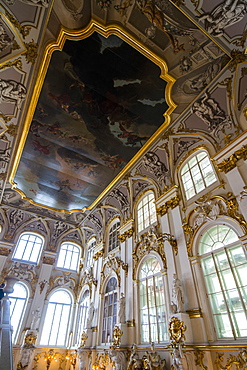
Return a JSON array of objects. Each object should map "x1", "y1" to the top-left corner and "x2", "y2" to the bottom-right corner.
[
  {"x1": 118, "y1": 228, "x2": 134, "y2": 242},
  {"x1": 156, "y1": 195, "x2": 180, "y2": 216}
]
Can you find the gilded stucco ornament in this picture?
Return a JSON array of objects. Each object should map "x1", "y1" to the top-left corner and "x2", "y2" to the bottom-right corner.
[
  {"x1": 217, "y1": 144, "x2": 247, "y2": 173},
  {"x1": 5, "y1": 10, "x2": 31, "y2": 39},
  {"x1": 226, "y1": 192, "x2": 247, "y2": 233},
  {"x1": 100, "y1": 255, "x2": 128, "y2": 291},
  {"x1": 215, "y1": 350, "x2": 247, "y2": 370},
  {"x1": 0, "y1": 247, "x2": 10, "y2": 256},
  {"x1": 92, "y1": 351, "x2": 112, "y2": 370},
  {"x1": 24, "y1": 40, "x2": 38, "y2": 64},
  {"x1": 118, "y1": 228, "x2": 134, "y2": 242},
  {"x1": 194, "y1": 350, "x2": 208, "y2": 370},
  {"x1": 157, "y1": 195, "x2": 180, "y2": 216},
  {"x1": 93, "y1": 248, "x2": 104, "y2": 260},
  {"x1": 23, "y1": 331, "x2": 37, "y2": 348},
  {"x1": 2, "y1": 261, "x2": 37, "y2": 296},
  {"x1": 228, "y1": 49, "x2": 247, "y2": 73},
  {"x1": 219, "y1": 76, "x2": 233, "y2": 100},
  {"x1": 80, "y1": 332, "x2": 88, "y2": 347},
  {"x1": 0, "y1": 58, "x2": 23, "y2": 71},
  {"x1": 42, "y1": 256, "x2": 55, "y2": 265},
  {"x1": 169, "y1": 317, "x2": 186, "y2": 347},
  {"x1": 158, "y1": 233, "x2": 178, "y2": 255},
  {"x1": 47, "y1": 273, "x2": 76, "y2": 296},
  {"x1": 112, "y1": 325, "x2": 123, "y2": 348},
  {"x1": 132, "y1": 227, "x2": 167, "y2": 279},
  {"x1": 79, "y1": 268, "x2": 97, "y2": 298}
]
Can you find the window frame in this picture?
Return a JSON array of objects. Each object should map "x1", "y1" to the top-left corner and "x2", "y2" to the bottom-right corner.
[
  {"x1": 101, "y1": 276, "x2": 118, "y2": 345},
  {"x1": 56, "y1": 242, "x2": 81, "y2": 272},
  {"x1": 137, "y1": 190, "x2": 157, "y2": 234},
  {"x1": 12, "y1": 232, "x2": 44, "y2": 265},
  {"x1": 198, "y1": 223, "x2": 247, "y2": 341},
  {"x1": 86, "y1": 238, "x2": 96, "y2": 268},
  {"x1": 75, "y1": 289, "x2": 90, "y2": 346},
  {"x1": 138, "y1": 255, "x2": 168, "y2": 344},
  {"x1": 39, "y1": 288, "x2": 73, "y2": 347},
  {"x1": 108, "y1": 219, "x2": 120, "y2": 253},
  {"x1": 180, "y1": 150, "x2": 218, "y2": 201},
  {"x1": 9, "y1": 281, "x2": 29, "y2": 344}
]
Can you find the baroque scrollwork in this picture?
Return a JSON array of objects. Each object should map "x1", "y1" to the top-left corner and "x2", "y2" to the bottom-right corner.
[
  {"x1": 100, "y1": 255, "x2": 128, "y2": 291},
  {"x1": 156, "y1": 195, "x2": 180, "y2": 216},
  {"x1": 24, "y1": 40, "x2": 38, "y2": 64},
  {"x1": 5, "y1": 10, "x2": 31, "y2": 39},
  {"x1": 217, "y1": 144, "x2": 247, "y2": 173},
  {"x1": 118, "y1": 228, "x2": 134, "y2": 242},
  {"x1": 215, "y1": 350, "x2": 247, "y2": 370},
  {"x1": 132, "y1": 227, "x2": 166, "y2": 279},
  {"x1": 169, "y1": 317, "x2": 186, "y2": 347},
  {"x1": 194, "y1": 349, "x2": 208, "y2": 370},
  {"x1": 79, "y1": 268, "x2": 97, "y2": 297},
  {"x1": 93, "y1": 248, "x2": 104, "y2": 260}
]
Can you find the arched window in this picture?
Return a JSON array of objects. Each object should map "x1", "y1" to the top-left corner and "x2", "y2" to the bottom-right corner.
[
  {"x1": 139, "y1": 257, "x2": 167, "y2": 343},
  {"x1": 76, "y1": 290, "x2": 90, "y2": 345},
  {"x1": 199, "y1": 224, "x2": 247, "y2": 339},
  {"x1": 108, "y1": 221, "x2": 120, "y2": 252},
  {"x1": 40, "y1": 289, "x2": 72, "y2": 346},
  {"x1": 102, "y1": 277, "x2": 118, "y2": 344},
  {"x1": 12, "y1": 233, "x2": 43, "y2": 264},
  {"x1": 9, "y1": 282, "x2": 29, "y2": 344},
  {"x1": 137, "y1": 192, "x2": 157, "y2": 233},
  {"x1": 181, "y1": 151, "x2": 217, "y2": 200},
  {"x1": 86, "y1": 239, "x2": 95, "y2": 268},
  {"x1": 57, "y1": 242, "x2": 80, "y2": 271}
]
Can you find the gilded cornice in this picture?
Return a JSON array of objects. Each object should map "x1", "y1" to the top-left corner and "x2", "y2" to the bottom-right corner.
[
  {"x1": 156, "y1": 195, "x2": 180, "y2": 216},
  {"x1": 118, "y1": 228, "x2": 134, "y2": 242},
  {"x1": 217, "y1": 144, "x2": 247, "y2": 173}
]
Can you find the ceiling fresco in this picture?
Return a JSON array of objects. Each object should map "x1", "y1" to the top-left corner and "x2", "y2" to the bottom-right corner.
[{"x1": 14, "y1": 30, "x2": 171, "y2": 211}]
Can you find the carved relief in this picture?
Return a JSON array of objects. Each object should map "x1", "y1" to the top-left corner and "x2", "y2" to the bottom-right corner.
[
  {"x1": 79, "y1": 268, "x2": 97, "y2": 298},
  {"x1": 0, "y1": 78, "x2": 27, "y2": 109},
  {"x1": 192, "y1": 91, "x2": 232, "y2": 137},
  {"x1": 217, "y1": 144, "x2": 247, "y2": 173},
  {"x1": 132, "y1": 227, "x2": 167, "y2": 279},
  {"x1": 142, "y1": 151, "x2": 170, "y2": 189},
  {"x1": 48, "y1": 273, "x2": 76, "y2": 293},
  {"x1": 100, "y1": 255, "x2": 128, "y2": 291},
  {"x1": 0, "y1": 247, "x2": 10, "y2": 256},
  {"x1": 215, "y1": 350, "x2": 247, "y2": 370},
  {"x1": 110, "y1": 188, "x2": 129, "y2": 219},
  {"x1": 0, "y1": 23, "x2": 12, "y2": 52},
  {"x1": 157, "y1": 196, "x2": 180, "y2": 216},
  {"x1": 118, "y1": 228, "x2": 134, "y2": 242}
]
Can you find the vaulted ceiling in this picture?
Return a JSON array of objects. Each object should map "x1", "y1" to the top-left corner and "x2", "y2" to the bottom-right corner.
[{"x1": 0, "y1": 0, "x2": 246, "y2": 224}]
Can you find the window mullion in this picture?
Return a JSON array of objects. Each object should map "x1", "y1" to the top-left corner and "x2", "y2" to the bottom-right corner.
[
  {"x1": 153, "y1": 275, "x2": 159, "y2": 343},
  {"x1": 211, "y1": 253, "x2": 236, "y2": 339}
]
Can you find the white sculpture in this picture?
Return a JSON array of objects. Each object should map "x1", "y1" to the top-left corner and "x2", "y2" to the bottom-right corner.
[
  {"x1": 118, "y1": 292, "x2": 126, "y2": 323},
  {"x1": 171, "y1": 274, "x2": 184, "y2": 313}
]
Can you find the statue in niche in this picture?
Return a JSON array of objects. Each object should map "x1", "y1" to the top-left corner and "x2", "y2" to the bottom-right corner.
[
  {"x1": 30, "y1": 308, "x2": 41, "y2": 330},
  {"x1": 86, "y1": 302, "x2": 95, "y2": 328},
  {"x1": 118, "y1": 292, "x2": 126, "y2": 323},
  {"x1": 171, "y1": 274, "x2": 184, "y2": 313},
  {"x1": 199, "y1": 0, "x2": 247, "y2": 37},
  {"x1": 192, "y1": 91, "x2": 231, "y2": 135},
  {"x1": 143, "y1": 342, "x2": 166, "y2": 370},
  {"x1": 0, "y1": 78, "x2": 26, "y2": 108}
]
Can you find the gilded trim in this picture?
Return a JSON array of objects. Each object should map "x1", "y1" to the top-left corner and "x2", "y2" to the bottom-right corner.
[
  {"x1": 217, "y1": 144, "x2": 247, "y2": 173},
  {"x1": 9, "y1": 19, "x2": 176, "y2": 214}
]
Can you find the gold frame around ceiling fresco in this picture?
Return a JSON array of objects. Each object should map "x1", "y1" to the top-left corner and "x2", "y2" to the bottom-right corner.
[{"x1": 9, "y1": 19, "x2": 177, "y2": 214}]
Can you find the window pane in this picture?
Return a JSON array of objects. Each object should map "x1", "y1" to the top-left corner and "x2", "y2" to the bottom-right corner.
[
  {"x1": 9, "y1": 283, "x2": 28, "y2": 343},
  {"x1": 137, "y1": 192, "x2": 157, "y2": 233},
  {"x1": 12, "y1": 233, "x2": 43, "y2": 264},
  {"x1": 57, "y1": 243, "x2": 80, "y2": 271}
]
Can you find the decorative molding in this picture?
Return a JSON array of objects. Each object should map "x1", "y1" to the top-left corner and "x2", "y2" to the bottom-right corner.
[
  {"x1": 112, "y1": 326, "x2": 123, "y2": 348},
  {"x1": 215, "y1": 350, "x2": 247, "y2": 370},
  {"x1": 226, "y1": 192, "x2": 247, "y2": 233},
  {"x1": 169, "y1": 316, "x2": 186, "y2": 347},
  {"x1": 217, "y1": 144, "x2": 247, "y2": 173},
  {"x1": 228, "y1": 50, "x2": 247, "y2": 73},
  {"x1": 0, "y1": 247, "x2": 11, "y2": 256},
  {"x1": 186, "y1": 308, "x2": 203, "y2": 318},
  {"x1": 156, "y1": 196, "x2": 180, "y2": 216},
  {"x1": 0, "y1": 57, "x2": 23, "y2": 71},
  {"x1": 24, "y1": 40, "x2": 38, "y2": 64},
  {"x1": 42, "y1": 256, "x2": 55, "y2": 265},
  {"x1": 158, "y1": 233, "x2": 178, "y2": 255},
  {"x1": 118, "y1": 228, "x2": 134, "y2": 242},
  {"x1": 100, "y1": 255, "x2": 128, "y2": 291},
  {"x1": 93, "y1": 248, "x2": 104, "y2": 260},
  {"x1": 132, "y1": 227, "x2": 167, "y2": 279},
  {"x1": 194, "y1": 350, "x2": 208, "y2": 370},
  {"x1": 127, "y1": 320, "x2": 135, "y2": 327},
  {"x1": 92, "y1": 326, "x2": 98, "y2": 332},
  {"x1": 5, "y1": 10, "x2": 31, "y2": 39}
]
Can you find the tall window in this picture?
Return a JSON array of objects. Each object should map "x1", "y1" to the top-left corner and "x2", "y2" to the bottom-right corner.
[
  {"x1": 76, "y1": 290, "x2": 89, "y2": 345},
  {"x1": 199, "y1": 224, "x2": 247, "y2": 339},
  {"x1": 57, "y1": 242, "x2": 80, "y2": 271},
  {"x1": 12, "y1": 233, "x2": 43, "y2": 264},
  {"x1": 181, "y1": 151, "x2": 217, "y2": 200},
  {"x1": 40, "y1": 289, "x2": 72, "y2": 346},
  {"x1": 9, "y1": 282, "x2": 29, "y2": 344},
  {"x1": 102, "y1": 277, "x2": 117, "y2": 344},
  {"x1": 108, "y1": 221, "x2": 120, "y2": 252},
  {"x1": 139, "y1": 257, "x2": 167, "y2": 343},
  {"x1": 137, "y1": 192, "x2": 157, "y2": 233},
  {"x1": 86, "y1": 239, "x2": 95, "y2": 267}
]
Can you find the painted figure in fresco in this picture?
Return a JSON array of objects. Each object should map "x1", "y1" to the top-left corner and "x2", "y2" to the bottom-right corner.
[
  {"x1": 118, "y1": 292, "x2": 126, "y2": 323},
  {"x1": 171, "y1": 273, "x2": 184, "y2": 313},
  {"x1": 192, "y1": 91, "x2": 231, "y2": 133},
  {"x1": 0, "y1": 78, "x2": 26, "y2": 108},
  {"x1": 199, "y1": 0, "x2": 247, "y2": 37}
]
